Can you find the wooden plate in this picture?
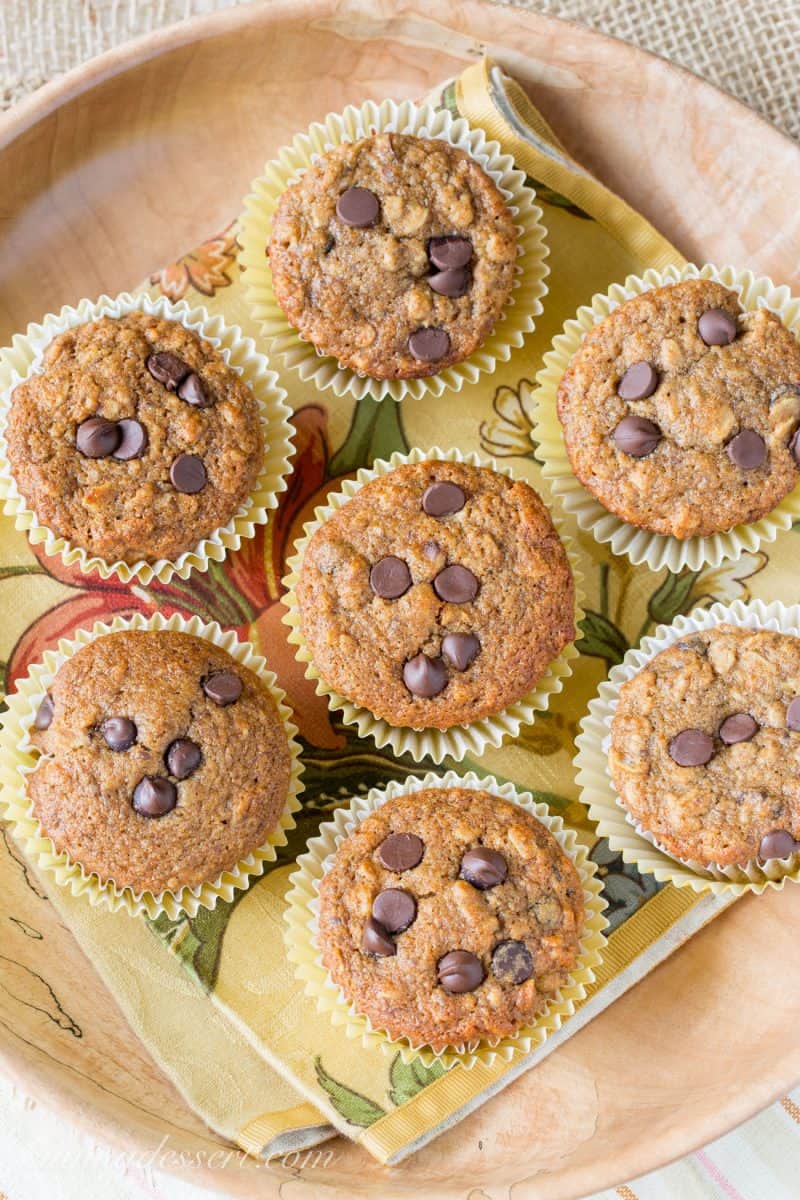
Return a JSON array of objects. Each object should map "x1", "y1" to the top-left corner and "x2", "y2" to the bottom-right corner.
[{"x1": 2, "y1": 2, "x2": 800, "y2": 1197}]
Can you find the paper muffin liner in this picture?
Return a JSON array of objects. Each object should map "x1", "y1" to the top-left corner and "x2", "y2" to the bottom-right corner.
[
  {"x1": 0, "y1": 611, "x2": 304, "y2": 920},
  {"x1": 281, "y1": 446, "x2": 585, "y2": 764},
  {"x1": 576, "y1": 598, "x2": 800, "y2": 896},
  {"x1": 284, "y1": 769, "x2": 607, "y2": 1069},
  {"x1": 533, "y1": 263, "x2": 800, "y2": 573},
  {"x1": 0, "y1": 291, "x2": 294, "y2": 585},
  {"x1": 239, "y1": 97, "x2": 548, "y2": 403}
]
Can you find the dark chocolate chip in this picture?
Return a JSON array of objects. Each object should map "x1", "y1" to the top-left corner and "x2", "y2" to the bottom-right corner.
[
  {"x1": 758, "y1": 829, "x2": 798, "y2": 861},
  {"x1": 132, "y1": 775, "x2": 177, "y2": 818},
  {"x1": 698, "y1": 307, "x2": 737, "y2": 346},
  {"x1": 146, "y1": 351, "x2": 191, "y2": 390},
  {"x1": 442, "y1": 632, "x2": 480, "y2": 671},
  {"x1": 336, "y1": 187, "x2": 380, "y2": 228},
  {"x1": 428, "y1": 236, "x2": 473, "y2": 270},
  {"x1": 791, "y1": 427, "x2": 800, "y2": 467},
  {"x1": 34, "y1": 694, "x2": 54, "y2": 730},
  {"x1": 617, "y1": 361, "x2": 659, "y2": 401},
  {"x1": 719, "y1": 712, "x2": 758, "y2": 745},
  {"x1": 428, "y1": 267, "x2": 470, "y2": 297},
  {"x1": 422, "y1": 481, "x2": 465, "y2": 517},
  {"x1": 362, "y1": 917, "x2": 396, "y2": 957},
  {"x1": 668, "y1": 728, "x2": 715, "y2": 767},
  {"x1": 165, "y1": 737, "x2": 202, "y2": 780},
  {"x1": 787, "y1": 697, "x2": 800, "y2": 731},
  {"x1": 612, "y1": 415, "x2": 662, "y2": 458},
  {"x1": 100, "y1": 716, "x2": 137, "y2": 751},
  {"x1": 437, "y1": 950, "x2": 485, "y2": 994},
  {"x1": 372, "y1": 888, "x2": 416, "y2": 933},
  {"x1": 170, "y1": 453, "x2": 207, "y2": 493},
  {"x1": 433, "y1": 564, "x2": 478, "y2": 604},
  {"x1": 403, "y1": 653, "x2": 448, "y2": 698},
  {"x1": 370, "y1": 556, "x2": 412, "y2": 600},
  {"x1": 378, "y1": 832, "x2": 424, "y2": 872},
  {"x1": 491, "y1": 940, "x2": 534, "y2": 985},
  {"x1": 422, "y1": 540, "x2": 441, "y2": 560},
  {"x1": 113, "y1": 419, "x2": 148, "y2": 461},
  {"x1": 76, "y1": 417, "x2": 121, "y2": 459},
  {"x1": 460, "y1": 847, "x2": 507, "y2": 890},
  {"x1": 177, "y1": 372, "x2": 212, "y2": 408},
  {"x1": 202, "y1": 671, "x2": 243, "y2": 706},
  {"x1": 727, "y1": 429, "x2": 766, "y2": 470},
  {"x1": 408, "y1": 328, "x2": 450, "y2": 363}
]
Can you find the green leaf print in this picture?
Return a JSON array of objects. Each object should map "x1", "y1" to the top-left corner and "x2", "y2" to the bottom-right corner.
[
  {"x1": 576, "y1": 610, "x2": 630, "y2": 666},
  {"x1": 314, "y1": 1057, "x2": 387, "y2": 1126},
  {"x1": 646, "y1": 568, "x2": 702, "y2": 629},
  {"x1": 525, "y1": 176, "x2": 591, "y2": 220},
  {"x1": 148, "y1": 897, "x2": 245, "y2": 992},
  {"x1": 328, "y1": 397, "x2": 409, "y2": 477},
  {"x1": 388, "y1": 1053, "x2": 446, "y2": 1106}
]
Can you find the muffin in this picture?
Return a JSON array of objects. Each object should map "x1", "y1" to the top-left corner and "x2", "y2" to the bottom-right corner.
[
  {"x1": 6, "y1": 311, "x2": 263, "y2": 565},
  {"x1": 556, "y1": 278, "x2": 800, "y2": 539},
  {"x1": 293, "y1": 460, "x2": 576, "y2": 730},
  {"x1": 317, "y1": 786, "x2": 585, "y2": 1050},
  {"x1": 267, "y1": 132, "x2": 517, "y2": 378},
  {"x1": 28, "y1": 630, "x2": 293, "y2": 895},
  {"x1": 609, "y1": 624, "x2": 800, "y2": 867}
]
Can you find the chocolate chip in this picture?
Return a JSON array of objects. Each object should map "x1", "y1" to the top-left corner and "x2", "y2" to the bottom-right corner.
[
  {"x1": 336, "y1": 187, "x2": 380, "y2": 228},
  {"x1": 727, "y1": 429, "x2": 766, "y2": 470},
  {"x1": 437, "y1": 950, "x2": 485, "y2": 994},
  {"x1": 422, "y1": 481, "x2": 465, "y2": 517},
  {"x1": 146, "y1": 351, "x2": 191, "y2": 389},
  {"x1": 378, "y1": 832, "x2": 424, "y2": 873},
  {"x1": 165, "y1": 738, "x2": 202, "y2": 780},
  {"x1": 372, "y1": 889, "x2": 416, "y2": 933},
  {"x1": 698, "y1": 307, "x2": 737, "y2": 346},
  {"x1": 428, "y1": 236, "x2": 473, "y2": 270},
  {"x1": 34, "y1": 694, "x2": 54, "y2": 731},
  {"x1": 719, "y1": 712, "x2": 758, "y2": 745},
  {"x1": 612, "y1": 415, "x2": 662, "y2": 458},
  {"x1": 791, "y1": 428, "x2": 800, "y2": 467},
  {"x1": 617, "y1": 361, "x2": 659, "y2": 401},
  {"x1": 362, "y1": 917, "x2": 396, "y2": 957},
  {"x1": 787, "y1": 697, "x2": 800, "y2": 731},
  {"x1": 428, "y1": 267, "x2": 469, "y2": 297},
  {"x1": 170, "y1": 453, "x2": 207, "y2": 493},
  {"x1": 132, "y1": 776, "x2": 177, "y2": 818},
  {"x1": 100, "y1": 717, "x2": 137, "y2": 751},
  {"x1": 668, "y1": 729, "x2": 715, "y2": 767},
  {"x1": 758, "y1": 829, "x2": 798, "y2": 861},
  {"x1": 491, "y1": 940, "x2": 534, "y2": 985},
  {"x1": 403, "y1": 653, "x2": 448, "y2": 698},
  {"x1": 460, "y1": 847, "x2": 507, "y2": 889},
  {"x1": 113, "y1": 419, "x2": 148, "y2": 461},
  {"x1": 76, "y1": 417, "x2": 121, "y2": 459},
  {"x1": 370, "y1": 556, "x2": 412, "y2": 599},
  {"x1": 408, "y1": 328, "x2": 450, "y2": 363},
  {"x1": 202, "y1": 671, "x2": 243, "y2": 706},
  {"x1": 442, "y1": 632, "x2": 480, "y2": 671},
  {"x1": 433, "y1": 564, "x2": 478, "y2": 604},
  {"x1": 177, "y1": 372, "x2": 211, "y2": 408},
  {"x1": 422, "y1": 540, "x2": 441, "y2": 560}
]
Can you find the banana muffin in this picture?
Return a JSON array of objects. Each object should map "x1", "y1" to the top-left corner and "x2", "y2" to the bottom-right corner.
[
  {"x1": 609, "y1": 624, "x2": 800, "y2": 866},
  {"x1": 318, "y1": 787, "x2": 585, "y2": 1049},
  {"x1": 268, "y1": 132, "x2": 518, "y2": 378},
  {"x1": 293, "y1": 460, "x2": 576, "y2": 730},
  {"x1": 6, "y1": 311, "x2": 263, "y2": 565},
  {"x1": 28, "y1": 630, "x2": 293, "y2": 895},
  {"x1": 556, "y1": 278, "x2": 800, "y2": 539}
]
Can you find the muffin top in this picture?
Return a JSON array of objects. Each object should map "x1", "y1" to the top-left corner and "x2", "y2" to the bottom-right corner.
[
  {"x1": 609, "y1": 624, "x2": 800, "y2": 867},
  {"x1": 294, "y1": 461, "x2": 575, "y2": 730},
  {"x1": 7, "y1": 311, "x2": 263, "y2": 565},
  {"x1": 28, "y1": 630, "x2": 292, "y2": 894},
  {"x1": 318, "y1": 787, "x2": 585, "y2": 1050},
  {"x1": 557, "y1": 279, "x2": 800, "y2": 539},
  {"x1": 268, "y1": 133, "x2": 518, "y2": 379}
]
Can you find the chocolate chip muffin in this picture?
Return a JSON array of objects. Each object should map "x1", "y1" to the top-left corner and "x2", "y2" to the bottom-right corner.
[
  {"x1": 609, "y1": 624, "x2": 800, "y2": 867},
  {"x1": 318, "y1": 787, "x2": 585, "y2": 1049},
  {"x1": 557, "y1": 279, "x2": 800, "y2": 539},
  {"x1": 6, "y1": 311, "x2": 263, "y2": 565},
  {"x1": 268, "y1": 133, "x2": 517, "y2": 378},
  {"x1": 28, "y1": 630, "x2": 292, "y2": 895},
  {"x1": 294, "y1": 460, "x2": 576, "y2": 730}
]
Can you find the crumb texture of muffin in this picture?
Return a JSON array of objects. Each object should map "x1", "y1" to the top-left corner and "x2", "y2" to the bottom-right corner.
[
  {"x1": 609, "y1": 624, "x2": 800, "y2": 866},
  {"x1": 28, "y1": 630, "x2": 292, "y2": 894},
  {"x1": 295, "y1": 460, "x2": 576, "y2": 730},
  {"x1": 318, "y1": 787, "x2": 585, "y2": 1049},
  {"x1": 268, "y1": 133, "x2": 517, "y2": 379},
  {"x1": 7, "y1": 311, "x2": 263, "y2": 565},
  {"x1": 557, "y1": 279, "x2": 800, "y2": 538}
]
